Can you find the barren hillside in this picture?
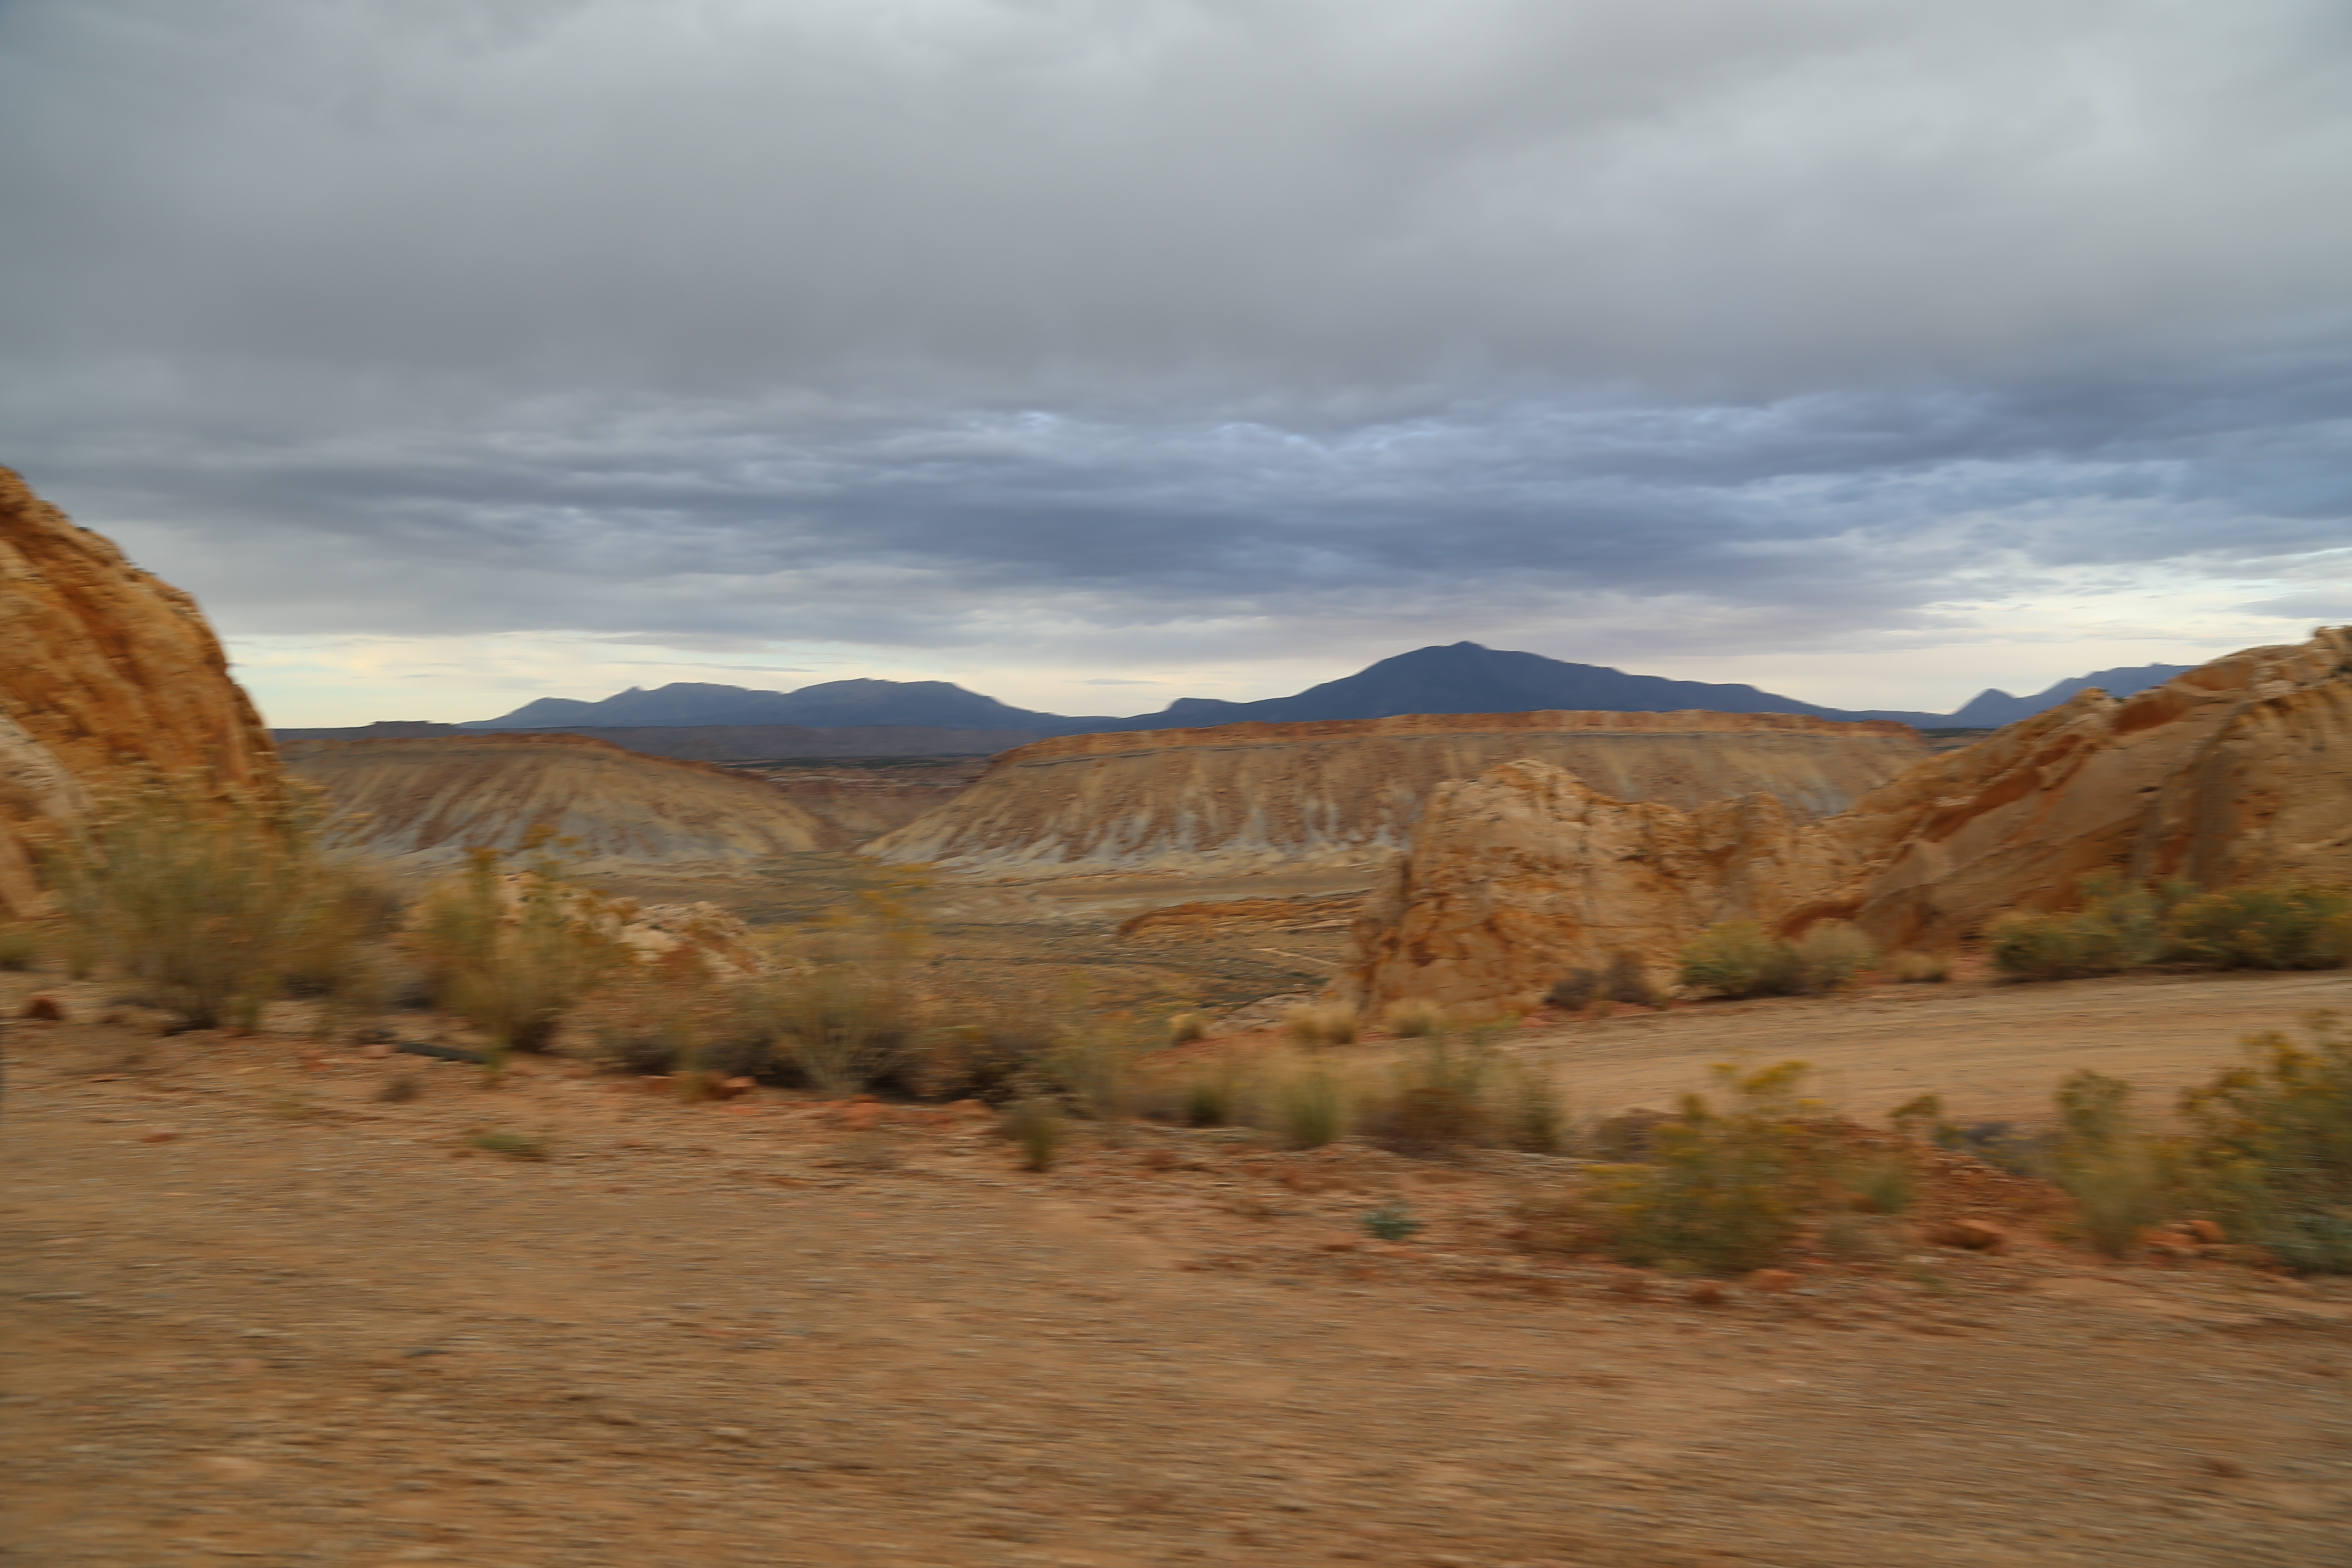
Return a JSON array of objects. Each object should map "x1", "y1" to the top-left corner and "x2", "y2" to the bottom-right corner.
[
  {"x1": 285, "y1": 734, "x2": 831, "y2": 868},
  {"x1": 864, "y1": 709, "x2": 1926, "y2": 877}
]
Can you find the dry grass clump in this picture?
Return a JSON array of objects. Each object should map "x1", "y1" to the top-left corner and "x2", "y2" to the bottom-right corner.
[
  {"x1": 1678, "y1": 921, "x2": 1874, "y2": 1001},
  {"x1": 1283, "y1": 1001, "x2": 1360, "y2": 1045},
  {"x1": 1005, "y1": 1096, "x2": 1065, "y2": 1171},
  {"x1": 2051, "y1": 1069, "x2": 2170, "y2": 1256},
  {"x1": 1349, "y1": 1036, "x2": 1568, "y2": 1158},
  {"x1": 1991, "y1": 874, "x2": 2351, "y2": 981},
  {"x1": 1166, "y1": 1011, "x2": 1210, "y2": 1046},
  {"x1": 0, "y1": 924, "x2": 44, "y2": 972},
  {"x1": 1889, "y1": 949, "x2": 1953, "y2": 983},
  {"x1": 410, "y1": 839, "x2": 625, "y2": 1061},
  {"x1": 1253, "y1": 1052, "x2": 1349, "y2": 1149},
  {"x1": 1545, "y1": 952, "x2": 1663, "y2": 1011},
  {"x1": 469, "y1": 1129, "x2": 550, "y2": 1161},
  {"x1": 40, "y1": 775, "x2": 369, "y2": 1031},
  {"x1": 1384, "y1": 998, "x2": 1449, "y2": 1038}
]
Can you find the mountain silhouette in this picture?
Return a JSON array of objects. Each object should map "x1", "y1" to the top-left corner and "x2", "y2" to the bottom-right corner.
[{"x1": 454, "y1": 645, "x2": 2201, "y2": 736}]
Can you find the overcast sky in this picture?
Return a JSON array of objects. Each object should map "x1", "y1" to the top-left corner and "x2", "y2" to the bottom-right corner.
[{"x1": 4, "y1": 0, "x2": 2349, "y2": 726}]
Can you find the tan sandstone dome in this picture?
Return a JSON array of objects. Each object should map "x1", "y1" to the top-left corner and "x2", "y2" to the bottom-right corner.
[
  {"x1": 285, "y1": 733, "x2": 831, "y2": 868},
  {"x1": 863, "y1": 710, "x2": 1927, "y2": 878},
  {"x1": 0, "y1": 467, "x2": 279, "y2": 917},
  {"x1": 1344, "y1": 627, "x2": 2352, "y2": 1014}
]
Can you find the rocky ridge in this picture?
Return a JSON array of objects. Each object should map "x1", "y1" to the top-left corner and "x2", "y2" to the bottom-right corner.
[
  {"x1": 0, "y1": 467, "x2": 279, "y2": 917},
  {"x1": 1346, "y1": 628, "x2": 2352, "y2": 1013},
  {"x1": 864, "y1": 709, "x2": 1926, "y2": 878},
  {"x1": 284, "y1": 733, "x2": 832, "y2": 867}
]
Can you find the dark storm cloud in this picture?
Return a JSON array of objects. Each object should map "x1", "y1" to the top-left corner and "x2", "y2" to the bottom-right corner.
[{"x1": 1, "y1": 0, "x2": 2349, "y2": 668}]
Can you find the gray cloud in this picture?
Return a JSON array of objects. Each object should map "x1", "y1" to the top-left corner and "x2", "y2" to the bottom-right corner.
[{"x1": 2, "y1": 0, "x2": 2349, "y2": 697}]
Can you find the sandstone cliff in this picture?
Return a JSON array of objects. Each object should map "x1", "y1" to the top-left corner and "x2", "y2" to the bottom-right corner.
[
  {"x1": 1344, "y1": 628, "x2": 2352, "y2": 1014},
  {"x1": 862, "y1": 710, "x2": 1926, "y2": 878},
  {"x1": 284, "y1": 734, "x2": 831, "y2": 869},
  {"x1": 0, "y1": 467, "x2": 279, "y2": 916}
]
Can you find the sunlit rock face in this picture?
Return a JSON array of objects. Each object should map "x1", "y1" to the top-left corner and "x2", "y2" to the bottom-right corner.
[
  {"x1": 0, "y1": 467, "x2": 280, "y2": 916},
  {"x1": 1344, "y1": 628, "x2": 2352, "y2": 1015}
]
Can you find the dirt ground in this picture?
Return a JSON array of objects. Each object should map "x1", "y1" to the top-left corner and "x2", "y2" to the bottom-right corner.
[{"x1": 7, "y1": 965, "x2": 2352, "y2": 1568}]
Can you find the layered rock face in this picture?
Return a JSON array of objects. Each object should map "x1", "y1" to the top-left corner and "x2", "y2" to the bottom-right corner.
[
  {"x1": 285, "y1": 734, "x2": 831, "y2": 868},
  {"x1": 863, "y1": 710, "x2": 1926, "y2": 878},
  {"x1": 1345, "y1": 629, "x2": 2352, "y2": 1014},
  {"x1": 0, "y1": 468, "x2": 279, "y2": 916}
]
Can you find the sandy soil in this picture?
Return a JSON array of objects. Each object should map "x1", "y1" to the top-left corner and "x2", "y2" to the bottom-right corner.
[
  {"x1": 1509, "y1": 968, "x2": 2352, "y2": 1128},
  {"x1": 7, "y1": 967, "x2": 2352, "y2": 1568}
]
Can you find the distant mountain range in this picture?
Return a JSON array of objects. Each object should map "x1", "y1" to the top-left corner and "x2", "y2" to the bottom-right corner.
[{"x1": 444, "y1": 643, "x2": 2196, "y2": 737}]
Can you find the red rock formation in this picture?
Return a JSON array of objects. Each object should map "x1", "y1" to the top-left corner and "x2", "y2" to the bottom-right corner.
[
  {"x1": 0, "y1": 468, "x2": 279, "y2": 916},
  {"x1": 1345, "y1": 629, "x2": 2352, "y2": 1014}
]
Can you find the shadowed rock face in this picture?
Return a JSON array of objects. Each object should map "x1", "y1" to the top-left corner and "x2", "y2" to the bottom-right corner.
[
  {"x1": 862, "y1": 709, "x2": 1927, "y2": 878},
  {"x1": 0, "y1": 468, "x2": 279, "y2": 916},
  {"x1": 284, "y1": 734, "x2": 832, "y2": 867},
  {"x1": 1343, "y1": 628, "x2": 2352, "y2": 1014}
]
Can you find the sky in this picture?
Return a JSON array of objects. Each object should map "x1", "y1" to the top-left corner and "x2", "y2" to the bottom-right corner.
[{"x1": 3, "y1": 0, "x2": 2349, "y2": 727}]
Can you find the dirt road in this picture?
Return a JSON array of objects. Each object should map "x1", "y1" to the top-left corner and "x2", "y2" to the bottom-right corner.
[{"x1": 6, "y1": 992, "x2": 2352, "y2": 1568}]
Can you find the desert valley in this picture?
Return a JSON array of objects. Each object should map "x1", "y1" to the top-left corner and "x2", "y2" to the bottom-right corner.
[{"x1": 6, "y1": 462, "x2": 2352, "y2": 1568}]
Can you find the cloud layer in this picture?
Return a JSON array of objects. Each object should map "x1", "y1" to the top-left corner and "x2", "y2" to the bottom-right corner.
[{"x1": 2, "y1": 0, "x2": 2348, "y2": 722}]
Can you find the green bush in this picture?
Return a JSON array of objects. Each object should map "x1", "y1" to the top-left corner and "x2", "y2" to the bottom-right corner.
[
  {"x1": 40, "y1": 776, "x2": 355, "y2": 1031},
  {"x1": 1595, "y1": 1060, "x2": 1819, "y2": 1274},
  {"x1": 2166, "y1": 886, "x2": 2352, "y2": 971},
  {"x1": 1361, "y1": 1037, "x2": 1495, "y2": 1156},
  {"x1": 411, "y1": 839, "x2": 624, "y2": 1058},
  {"x1": 1991, "y1": 874, "x2": 2349, "y2": 982},
  {"x1": 2052, "y1": 1069, "x2": 2171, "y2": 1256},
  {"x1": 1678, "y1": 921, "x2": 1873, "y2": 1000},
  {"x1": 2180, "y1": 1011, "x2": 2352, "y2": 1271}
]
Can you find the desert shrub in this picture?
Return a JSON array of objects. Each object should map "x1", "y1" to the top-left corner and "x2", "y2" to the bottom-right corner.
[
  {"x1": 0, "y1": 923, "x2": 42, "y2": 971},
  {"x1": 1593, "y1": 1060, "x2": 1819, "y2": 1275},
  {"x1": 409, "y1": 839, "x2": 625, "y2": 1057},
  {"x1": 2165, "y1": 886, "x2": 2352, "y2": 971},
  {"x1": 1170, "y1": 1051, "x2": 1245, "y2": 1127},
  {"x1": 1363, "y1": 1201, "x2": 1423, "y2": 1241},
  {"x1": 1283, "y1": 1002, "x2": 1360, "y2": 1045},
  {"x1": 1604, "y1": 951, "x2": 1663, "y2": 1008},
  {"x1": 1678, "y1": 922, "x2": 1803, "y2": 1000},
  {"x1": 1794, "y1": 922, "x2": 1876, "y2": 992},
  {"x1": 585, "y1": 943, "x2": 763, "y2": 1078},
  {"x1": 40, "y1": 776, "x2": 355, "y2": 1031},
  {"x1": 2179, "y1": 1011, "x2": 2352, "y2": 1271},
  {"x1": 1889, "y1": 949, "x2": 1952, "y2": 983},
  {"x1": 1361, "y1": 1036, "x2": 1495, "y2": 1156},
  {"x1": 1006, "y1": 1096, "x2": 1064, "y2": 1171},
  {"x1": 1543, "y1": 968, "x2": 1599, "y2": 1010},
  {"x1": 1385, "y1": 998, "x2": 1449, "y2": 1038},
  {"x1": 1497, "y1": 1056, "x2": 1569, "y2": 1154},
  {"x1": 2052, "y1": 1069, "x2": 2172, "y2": 1256},
  {"x1": 1844, "y1": 1152, "x2": 1916, "y2": 1215},
  {"x1": 754, "y1": 894, "x2": 930, "y2": 1096},
  {"x1": 1986, "y1": 873, "x2": 2351, "y2": 982},
  {"x1": 1167, "y1": 1011, "x2": 1209, "y2": 1046},
  {"x1": 1049, "y1": 1022, "x2": 1138, "y2": 1125},
  {"x1": 1588, "y1": 1107, "x2": 1672, "y2": 1161},
  {"x1": 1258, "y1": 1055, "x2": 1348, "y2": 1149},
  {"x1": 470, "y1": 1129, "x2": 549, "y2": 1161}
]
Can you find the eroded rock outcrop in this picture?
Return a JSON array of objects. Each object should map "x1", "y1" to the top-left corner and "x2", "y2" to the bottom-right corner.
[
  {"x1": 287, "y1": 738, "x2": 837, "y2": 870},
  {"x1": 1344, "y1": 628, "x2": 2352, "y2": 1014},
  {"x1": 285, "y1": 734, "x2": 832, "y2": 868},
  {"x1": 864, "y1": 710, "x2": 1926, "y2": 878},
  {"x1": 0, "y1": 468, "x2": 279, "y2": 916}
]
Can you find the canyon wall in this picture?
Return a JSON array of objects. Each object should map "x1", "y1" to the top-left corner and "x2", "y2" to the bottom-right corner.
[
  {"x1": 862, "y1": 710, "x2": 1927, "y2": 878},
  {"x1": 284, "y1": 734, "x2": 831, "y2": 868},
  {"x1": 0, "y1": 468, "x2": 280, "y2": 916},
  {"x1": 1344, "y1": 629, "x2": 2352, "y2": 1014}
]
